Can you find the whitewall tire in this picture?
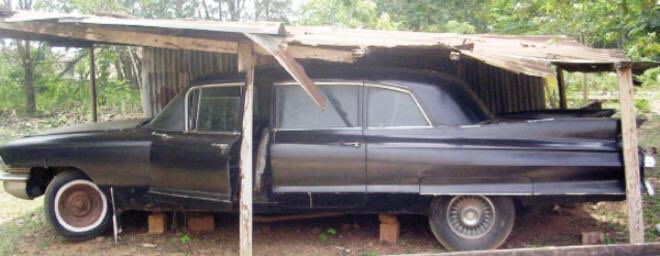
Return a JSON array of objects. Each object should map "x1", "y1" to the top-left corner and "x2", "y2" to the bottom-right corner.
[{"x1": 45, "y1": 171, "x2": 112, "y2": 240}]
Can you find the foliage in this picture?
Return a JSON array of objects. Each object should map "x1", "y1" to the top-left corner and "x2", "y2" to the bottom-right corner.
[
  {"x1": 0, "y1": 0, "x2": 657, "y2": 120},
  {"x1": 300, "y1": 0, "x2": 400, "y2": 30},
  {"x1": 318, "y1": 227, "x2": 337, "y2": 242},
  {"x1": 178, "y1": 233, "x2": 192, "y2": 244},
  {"x1": 299, "y1": 0, "x2": 659, "y2": 59},
  {"x1": 0, "y1": 45, "x2": 141, "y2": 118}
]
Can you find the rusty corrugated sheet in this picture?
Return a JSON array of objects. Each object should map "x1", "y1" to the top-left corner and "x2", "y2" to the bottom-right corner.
[
  {"x1": 140, "y1": 47, "x2": 237, "y2": 116},
  {"x1": 3, "y1": 10, "x2": 285, "y2": 35},
  {"x1": 284, "y1": 26, "x2": 629, "y2": 77}
]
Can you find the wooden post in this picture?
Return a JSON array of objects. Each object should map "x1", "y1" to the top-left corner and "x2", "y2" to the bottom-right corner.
[
  {"x1": 616, "y1": 62, "x2": 644, "y2": 244},
  {"x1": 556, "y1": 66, "x2": 567, "y2": 109},
  {"x1": 237, "y1": 42, "x2": 255, "y2": 256},
  {"x1": 90, "y1": 45, "x2": 98, "y2": 122}
]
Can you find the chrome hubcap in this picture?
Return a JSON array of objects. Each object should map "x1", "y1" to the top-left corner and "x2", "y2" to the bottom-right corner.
[{"x1": 447, "y1": 196, "x2": 496, "y2": 239}]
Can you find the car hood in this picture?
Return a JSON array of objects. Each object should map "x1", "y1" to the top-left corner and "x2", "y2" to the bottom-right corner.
[{"x1": 35, "y1": 118, "x2": 151, "y2": 136}]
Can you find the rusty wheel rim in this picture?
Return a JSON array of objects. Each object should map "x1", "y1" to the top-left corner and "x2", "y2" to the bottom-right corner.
[{"x1": 54, "y1": 180, "x2": 108, "y2": 232}]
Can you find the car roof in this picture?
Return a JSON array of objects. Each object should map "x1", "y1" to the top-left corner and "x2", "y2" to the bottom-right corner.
[{"x1": 190, "y1": 62, "x2": 493, "y2": 125}]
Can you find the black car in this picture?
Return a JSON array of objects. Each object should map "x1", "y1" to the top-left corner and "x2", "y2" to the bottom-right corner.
[{"x1": 0, "y1": 66, "x2": 655, "y2": 251}]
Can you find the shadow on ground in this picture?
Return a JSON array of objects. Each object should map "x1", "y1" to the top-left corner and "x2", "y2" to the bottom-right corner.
[{"x1": 0, "y1": 201, "x2": 627, "y2": 255}]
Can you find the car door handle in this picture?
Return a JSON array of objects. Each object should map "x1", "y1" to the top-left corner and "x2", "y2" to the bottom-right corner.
[
  {"x1": 211, "y1": 143, "x2": 229, "y2": 154},
  {"x1": 151, "y1": 131, "x2": 172, "y2": 140},
  {"x1": 340, "y1": 141, "x2": 361, "y2": 148}
]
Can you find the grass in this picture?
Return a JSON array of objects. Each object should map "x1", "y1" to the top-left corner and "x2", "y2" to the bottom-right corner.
[{"x1": 0, "y1": 186, "x2": 48, "y2": 255}]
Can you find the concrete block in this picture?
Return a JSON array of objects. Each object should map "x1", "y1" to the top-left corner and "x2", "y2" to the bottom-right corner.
[
  {"x1": 378, "y1": 213, "x2": 399, "y2": 224},
  {"x1": 582, "y1": 232, "x2": 605, "y2": 245},
  {"x1": 379, "y1": 222, "x2": 400, "y2": 244},
  {"x1": 148, "y1": 212, "x2": 167, "y2": 235}
]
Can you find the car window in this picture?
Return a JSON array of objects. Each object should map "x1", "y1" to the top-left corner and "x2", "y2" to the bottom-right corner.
[
  {"x1": 149, "y1": 92, "x2": 185, "y2": 131},
  {"x1": 276, "y1": 84, "x2": 359, "y2": 129},
  {"x1": 188, "y1": 86, "x2": 242, "y2": 133},
  {"x1": 367, "y1": 86, "x2": 428, "y2": 127}
]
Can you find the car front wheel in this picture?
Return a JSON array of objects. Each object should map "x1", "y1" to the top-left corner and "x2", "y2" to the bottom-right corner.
[
  {"x1": 429, "y1": 195, "x2": 515, "y2": 251},
  {"x1": 44, "y1": 171, "x2": 112, "y2": 240}
]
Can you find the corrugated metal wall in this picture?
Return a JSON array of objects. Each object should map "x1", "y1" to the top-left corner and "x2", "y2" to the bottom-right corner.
[
  {"x1": 140, "y1": 47, "x2": 237, "y2": 117},
  {"x1": 140, "y1": 47, "x2": 545, "y2": 117},
  {"x1": 461, "y1": 58, "x2": 546, "y2": 114},
  {"x1": 360, "y1": 50, "x2": 547, "y2": 114}
]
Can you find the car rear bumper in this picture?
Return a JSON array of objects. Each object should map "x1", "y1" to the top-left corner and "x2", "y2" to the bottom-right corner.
[{"x1": 0, "y1": 171, "x2": 31, "y2": 200}]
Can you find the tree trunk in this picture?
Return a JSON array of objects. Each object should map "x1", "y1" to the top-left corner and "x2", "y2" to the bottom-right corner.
[
  {"x1": 21, "y1": 40, "x2": 37, "y2": 115},
  {"x1": 582, "y1": 73, "x2": 588, "y2": 105}
]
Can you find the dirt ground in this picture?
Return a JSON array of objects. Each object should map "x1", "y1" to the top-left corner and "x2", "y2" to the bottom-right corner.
[
  {"x1": 0, "y1": 117, "x2": 658, "y2": 255},
  {"x1": 0, "y1": 198, "x2": 652, "y2": 256}
]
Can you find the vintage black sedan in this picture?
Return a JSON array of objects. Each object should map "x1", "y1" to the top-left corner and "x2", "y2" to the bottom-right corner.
[{"x1": 0, "y1": 65, "x2": 655, "y2": 251}]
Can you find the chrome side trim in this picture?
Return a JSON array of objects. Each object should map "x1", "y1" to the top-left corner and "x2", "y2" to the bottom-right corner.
[
  {"x1": 367, "y1": 126, "x2": 434, "y2": 130},
  {"x1": 0, "y1": 171, "x2": 29, "y2": 181},
  {"x1": 5, "y1": 167, "x2": 31, "y2": 174},
  {"x1": 273, "y1": 127, "x2": 362, "y2": 132},
  {"x1": 421, "y1": 192, "x2": 534, "y2": 196},
  {"x1": 148, "y1": 189, "x2": 231, "y2": 203}
]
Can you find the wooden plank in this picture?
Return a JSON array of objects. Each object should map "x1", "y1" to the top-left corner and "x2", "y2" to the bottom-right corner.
[
  {"x1": 245, "y1": 33, "x2": 327, "y2": 109},
  {"x1": 147, "y1": 212, "x2": 167, "y2": 235},
  {"x1": 237, "y1": 42, "x2": 254, "y2": 256},
  {"x1": 89, "y1": 45, "x2": 98, "y2": 122},
  {"x1": 0, "y1": 22, "x2": 239, "y2": 53},
  {"x1": 395, "y1": 242, "x2": 660, "y2": 256},
  {"x1": 616, "y1": 62, "x2": 645, "y2": 244},
  {"x1": 556, "y1": 66, "x2": 567, "y2": 109}
]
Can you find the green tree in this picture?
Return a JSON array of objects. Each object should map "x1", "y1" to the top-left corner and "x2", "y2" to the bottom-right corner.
[{"x1": 300, "y1": 0, "x2": 400, "y2": 30}]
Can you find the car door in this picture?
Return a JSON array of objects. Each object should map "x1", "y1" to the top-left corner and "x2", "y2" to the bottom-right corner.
[
  {"x1": 149, "y1": 83, "x2": 243, "y2": 203},
  {"x1": 363, "y1": 83, "x2": 434, "y2": 194},
  {"x1": 270, "y1": 81, "x2": 367, "y2": 209}
]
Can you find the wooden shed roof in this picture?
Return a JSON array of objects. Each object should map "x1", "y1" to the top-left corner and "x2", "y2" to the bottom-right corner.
[{"x1": 0, "y1": 10, "x2": 635, "y2": 78}]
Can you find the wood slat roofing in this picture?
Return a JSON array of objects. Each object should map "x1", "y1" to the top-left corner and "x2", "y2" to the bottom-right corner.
[
  {"x1": 285, "y1": 26, "x2": 631, "y2": 77},
  {"x1": 0, "y1": 10, "x2": 638, "y2": 78}
]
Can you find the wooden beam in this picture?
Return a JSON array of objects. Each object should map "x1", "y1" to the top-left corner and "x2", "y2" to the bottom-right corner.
[
  {"x1": 237, "y1": 42, "x2": 254, "y2": 256},
  {"x1": 0, "y1": 22, "x2": 238, "y2": 53},
  {"x1": 89, "y1": 45, "x2": 98, "y2": 122},
  {"x1": 616, "y1": 62, "x2": 645, "y2": 244},
  {"x1": 556, "y1": 66, "x2": 567, "y2": 109},
  {"x1": 245, "y1": 33, "x2": 327, "y2": 109},
  {"x1": 406, "y1": 242, "x2": 660, "y2": 256}
]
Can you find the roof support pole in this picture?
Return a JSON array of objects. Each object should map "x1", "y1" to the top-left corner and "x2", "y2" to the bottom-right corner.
[
  {"x1": 616, "y1": 62, "x2": 644, "y2": 244},
  {"x1": 556, "y1": 66, "x2": 567, "y2": 109},
  {"x1": 89, "y1": 45, "x2": 98, "y2": 122},
  {"x1": 237, "y1": 42, "x2": 254, "y2": 256}
]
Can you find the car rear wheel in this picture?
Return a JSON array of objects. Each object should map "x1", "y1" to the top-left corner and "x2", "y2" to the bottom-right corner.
[
  {"x1": 429, "y1": 195, "x2": 515, "y2": 251},
  {"x1": 44, "y1": 171, "x2": 112, "y2": 240}
]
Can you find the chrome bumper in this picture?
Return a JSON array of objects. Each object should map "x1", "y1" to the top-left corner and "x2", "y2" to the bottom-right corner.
[{"x1": 0, "y1": 171, "x2": 31, "y2": 200}]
